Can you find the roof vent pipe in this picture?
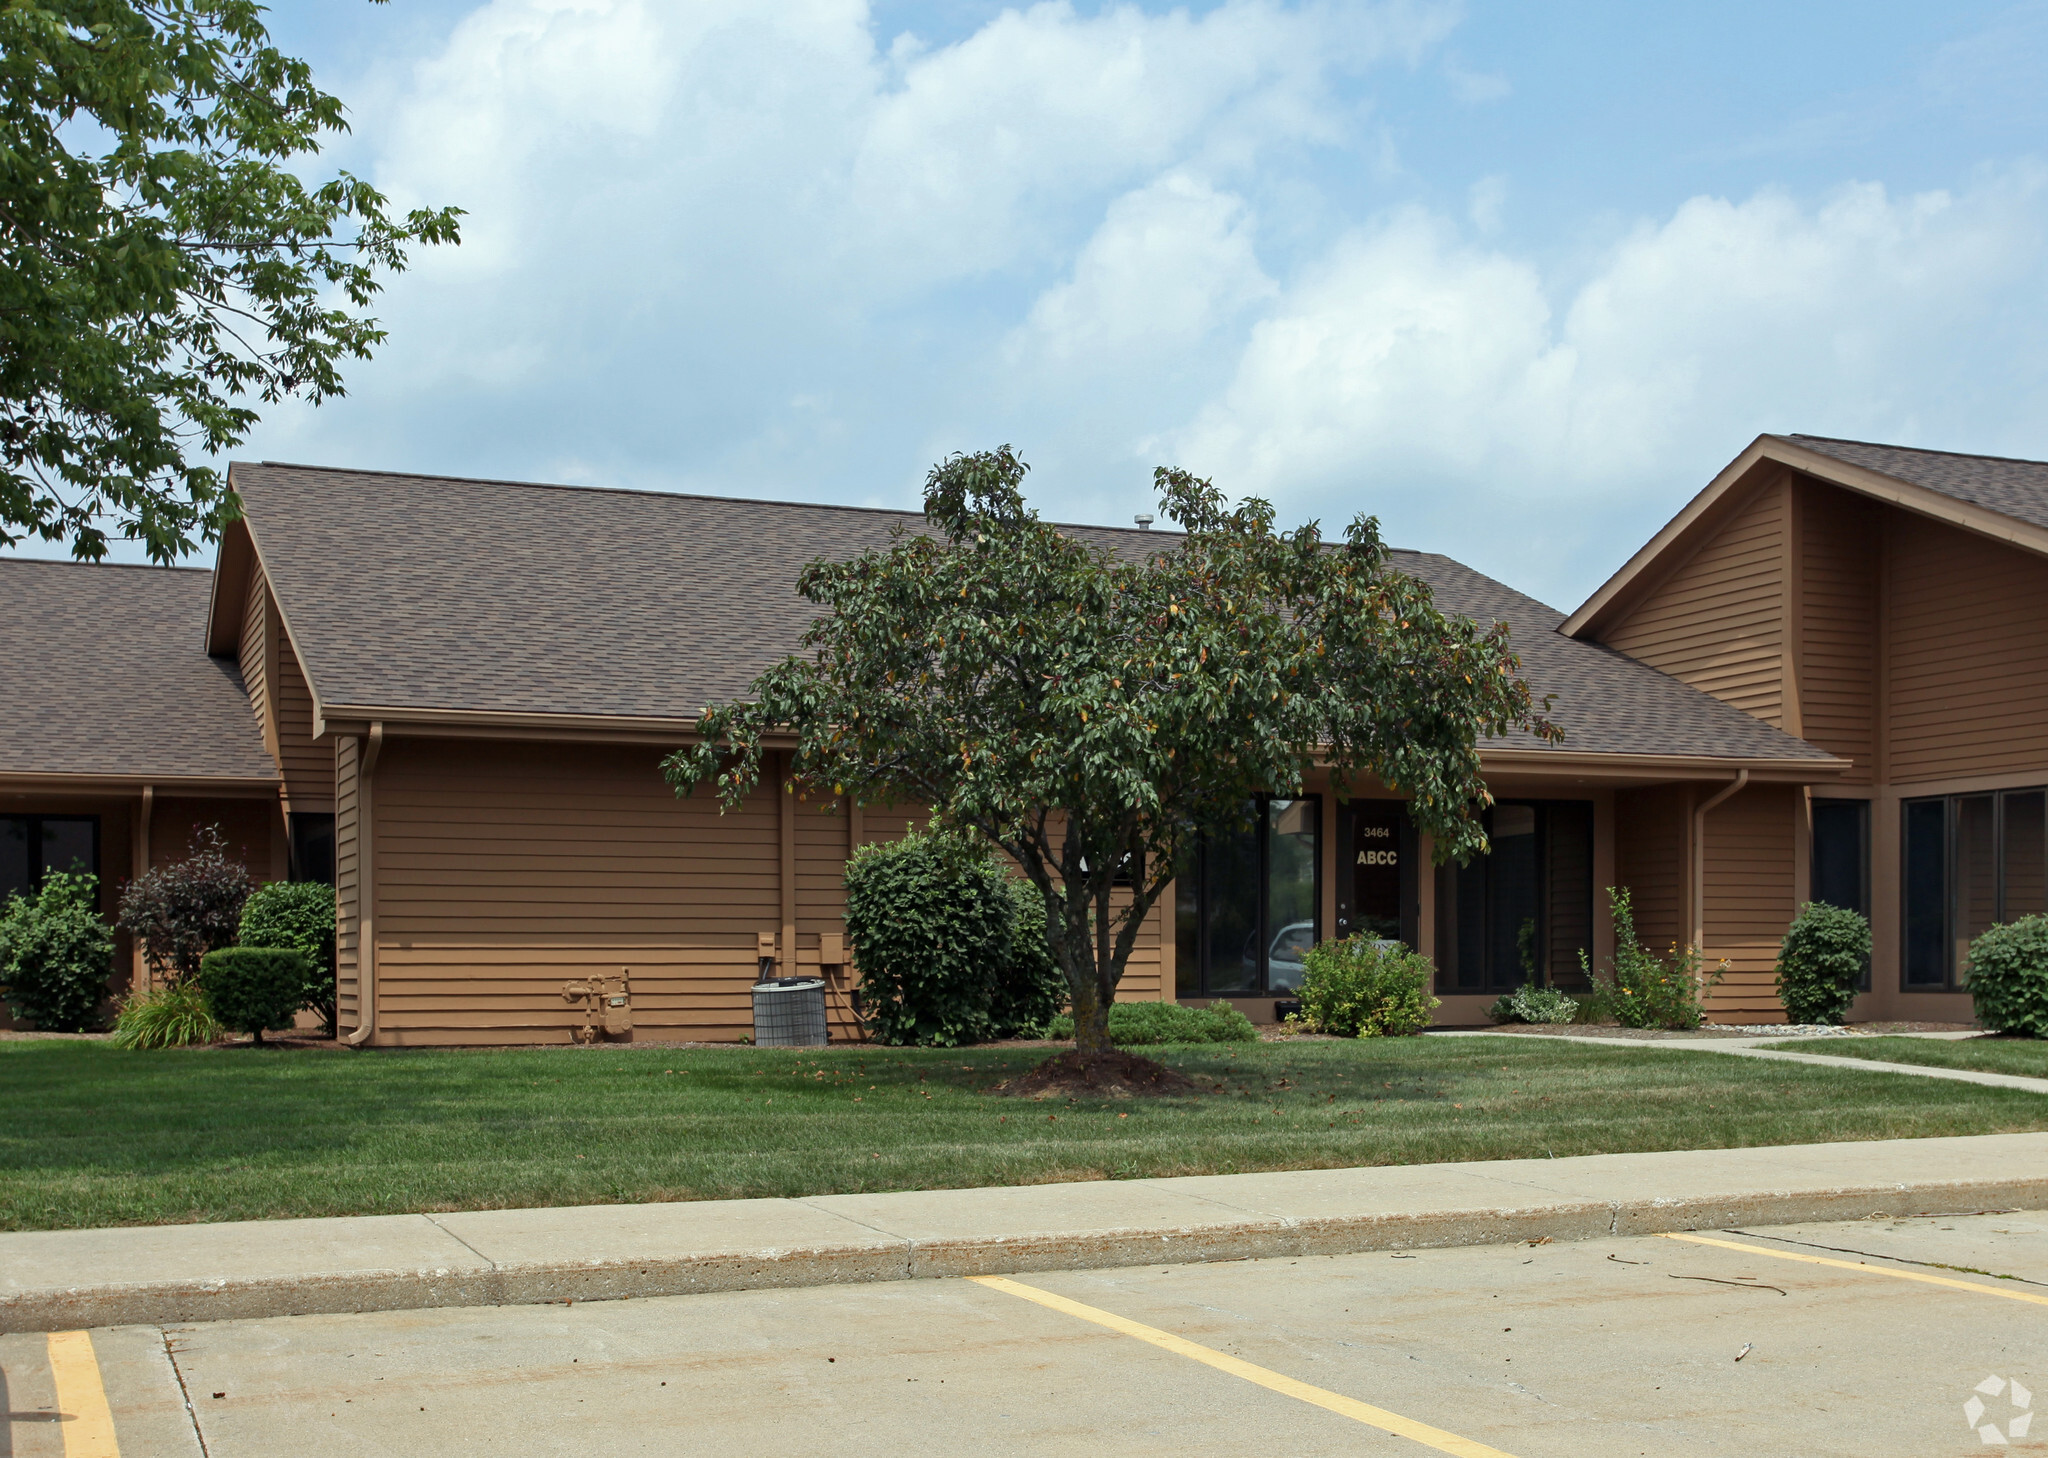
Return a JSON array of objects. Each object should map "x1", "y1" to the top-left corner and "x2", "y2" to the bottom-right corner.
[{"x1": 1134, "y1": 514, "x2": 1154, "y2": 530}]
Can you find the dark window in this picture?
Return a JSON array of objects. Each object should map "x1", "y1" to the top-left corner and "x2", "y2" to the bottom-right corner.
[
  {"x1": 1902, "y1": 797, "x2": 1948, "y2": 988},
  {"x1": 1810, "y1": 799, "x2": 1870, "y2": 917},
  {"x1": 289, "y1": 813, "x2": 336, "y2": 885},
  {"x1": 0, "y1": 815, "x2": 101, "y2": 902},
  {"x1": 1811, "y1": 798, "x2": 1871, "y2": 991},
  {"x1": 1902, "y1": 787, "x2": 2048, "y2": 990},
  {"x1": 1435, "y1": 801, "x2": 1594, "y2": 993},
  {"x1": 1175, "y1": 796, "x2": 1321, "y2": 997}
]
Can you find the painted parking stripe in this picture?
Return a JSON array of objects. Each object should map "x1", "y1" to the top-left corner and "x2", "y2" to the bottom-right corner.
[
  {"x1": 970, "y1": 1275, "x2": 1518, "y2": 1458},
  {"x1": 46, "y1": 1330, "x2": 121, "y2": 1458},
  {"x1": 1661, "y1": 1232, "x2": 2048, "y2": 1307}
]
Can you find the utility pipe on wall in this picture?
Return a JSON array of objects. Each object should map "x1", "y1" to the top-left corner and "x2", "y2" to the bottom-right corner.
[
  {"x1": 344, "y1": 722, "x2": 385, "y2": 1048},
  {"x1": 1691, "y1": 769, "x2": 1749, "y2": 951}
]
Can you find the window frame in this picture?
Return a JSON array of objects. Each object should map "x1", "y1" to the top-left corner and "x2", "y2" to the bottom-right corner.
[
  {"x1": 0, "y1": 813, "x2": 102, "y2": 902},
  {"x1": 1899, "y1": 785, "x2": 2047, "y2": 992},
  {"x1": 1174, "y1": 794, "x2": 1323, "y2": 999}
]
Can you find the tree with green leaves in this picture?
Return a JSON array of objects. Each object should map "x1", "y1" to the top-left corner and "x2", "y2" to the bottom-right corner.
[
  {"x1": 664, "y1": 448, "x2": 1558, "y2": 1056},
  {"x1": 1, "y1": 1, "x2": 461, "y2": 562}
]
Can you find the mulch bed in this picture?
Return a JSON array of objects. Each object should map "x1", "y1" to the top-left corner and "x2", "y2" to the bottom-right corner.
[{"x1": 991, "y1": 1049, "x2": 1204, "y2": 1099}]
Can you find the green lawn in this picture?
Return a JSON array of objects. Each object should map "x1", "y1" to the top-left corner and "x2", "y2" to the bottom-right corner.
[
  {"x1": 1757, "y1": 1034, "x2": 2048, "y2": 1078},
  {"x1": 6, "y1": 1035, "x2": 2046, "y2": 1232}
]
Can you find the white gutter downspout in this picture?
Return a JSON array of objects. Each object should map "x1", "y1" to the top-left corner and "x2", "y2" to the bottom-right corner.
[
  {"x1": 1691, "y1": 769, "x2": 1749, "y2": 951},
  {"x1": 344, "y1": 722, "x2": 384, "y2": 1048}
]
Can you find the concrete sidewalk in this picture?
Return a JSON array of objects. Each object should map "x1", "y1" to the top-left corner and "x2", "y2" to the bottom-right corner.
[
  {"x1": 10, "y1": 1132, "x2": 2048, "y2": 1334},
  {"x1": 1433, "y1": 1029, "x2": 2048, "y2": 1094}
]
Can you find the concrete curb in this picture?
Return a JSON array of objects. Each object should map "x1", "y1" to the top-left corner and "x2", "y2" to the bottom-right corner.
[{"x1": 11, "y1": 1136, "x2": 2048, "y2": 1332}]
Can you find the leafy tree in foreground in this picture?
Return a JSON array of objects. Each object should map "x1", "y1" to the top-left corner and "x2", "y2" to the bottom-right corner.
[
  {"x1": 1, "y1": 1, "x2": 462, "y2": 561},
  {"x1": 664, "y1": 449, "x2": 1558, "y2": 1055}
]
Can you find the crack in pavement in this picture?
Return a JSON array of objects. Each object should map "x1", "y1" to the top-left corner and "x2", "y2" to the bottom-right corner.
[{"x1": 1722, "y1": 1226, "x2": 2048, "y2": 1288}]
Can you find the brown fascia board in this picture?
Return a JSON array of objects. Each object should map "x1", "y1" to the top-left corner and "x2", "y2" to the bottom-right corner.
[
  {"x1": 1562, "y1": 433, "x2": 2048, "y2": 639},
  {"x1": 202, "y1": 517, "x2": 255, "y2": 655},
  {"x1": 1475, "y1": 747, "x2": 1849, "y2": 781},
  {"x1": 0, "y1": 771, "x2": 280, "y2": 797}
]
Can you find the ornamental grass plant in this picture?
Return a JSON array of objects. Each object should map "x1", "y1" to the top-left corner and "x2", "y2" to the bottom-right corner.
[
  {"x1": 1579, "y1": 887, "x2": 1724, "y2": 1030},
  {"x1": 108, "y1": 981, "x2": 224, "y2": 1050}
]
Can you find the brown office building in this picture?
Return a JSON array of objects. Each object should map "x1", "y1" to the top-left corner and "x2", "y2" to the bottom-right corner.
[{"x1": 6, "y1": 433, "x2": 2044, "y2": 1042}]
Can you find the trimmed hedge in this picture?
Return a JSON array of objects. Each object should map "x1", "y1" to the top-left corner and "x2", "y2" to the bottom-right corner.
[
  {"x1": 1774, "y1": 901, "x2": 1870, "y2": 1025},
  {"x1": 197, "y1": 947, "x2": 310, "y2": 1043},
  {"x1": 0, "y1": 871, "x2": 114, "y2": 1032},
  {"x1": 239, "y1": 881, "x2": 337, "y2": 1036},
  {"x1": 1297, "y1": 936, "x2": 1439, "y2": 1037},
  {"x1": 1967, "y1": 914, "x2": 2048, "y2": 1038},
  {"x1": 1047, "y1": 999, "x2": 1257, "y2": 1046}
]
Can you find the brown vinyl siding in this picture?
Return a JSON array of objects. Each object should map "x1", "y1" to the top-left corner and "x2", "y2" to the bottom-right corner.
[
  {"x1": 1603, "y1": 477, "x2": 1787, "y2": 725},
  {"x1": 345, "y1": 738, "x2": 1161, "y2": 1045},
  {"x1": 273, "y1": 632, "x2": 335, "y2": 811},
  {"x1": 1795, "y1": 483, "x2": 1879, "y2": 783},
  {"x1": 1614, "y1": 785, "x2": 1687, "y2": 955},
  {"x1": 1700, "y1": 784, "x2": 1798, "y2": 1018},
  {"x1": 335, "y1": 732, "x2": 361, "y2": 1027},
  {"x1": 1886, "y1": 517, "x2": 2048, "y2": 784},
  {"x1": 238, "y1": 570, "x2": 273, "y2": 759}
]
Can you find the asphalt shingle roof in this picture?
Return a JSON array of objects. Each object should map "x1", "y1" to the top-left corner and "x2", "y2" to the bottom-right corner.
[
  {"x1": 1785, "y1": 435, "x2": 2048, "y2": 535},
  {"x1": 0, "y1": 559, "x2": 277, "y2": 780},
  {"x1": 233, "y1": 461, "x2": 1832, "y2": 763}
]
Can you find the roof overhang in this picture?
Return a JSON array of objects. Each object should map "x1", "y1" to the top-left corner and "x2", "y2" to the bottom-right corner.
[
  {"x1": 0, "y1": 772, "x2": 280, "y2": 798},
  {"x1": 1476, "y1": 747, "x2": 1849, "y2": 783},
  {"x1": 1564, "y1": 433, "x2": 2048, "y2": 640}
]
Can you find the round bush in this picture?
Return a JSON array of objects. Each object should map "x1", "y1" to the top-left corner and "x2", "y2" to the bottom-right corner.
[
  {"x1": 239, "y1": 881, "x2": 337, "y2": 1035},
  {"x1": 1297, "y1": 936, "x2": 1439, "y2": 1037},
  {"x1": 990, "y1": 878, "x2": 1068, "y2": 1039},
  {"x1": 197, "y1": 947, "x2": 310, "y2": 1043},
  {"x1": 844, "y1": 830, "x2": 1012, "y2": 1046},
  {"x1": 1488, "y1": 983, "x2": 1579, "y2": 1025},
  {"x1": 1774, "y1": 901, "x2": 1871, "y2": 1025},
  {"x1": 0, "y1": 871, "x2": 114, "y2": 1032},
  {"x1": 1967, "y1": 914, "x2": 2048, "y2": 1037}
]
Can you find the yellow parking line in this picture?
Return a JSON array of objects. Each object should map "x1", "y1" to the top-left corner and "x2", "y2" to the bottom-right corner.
[
  {"x1": 46, "y1": 1330, "x2": 121, "y2": 1458},
  {"x1": 1661, "y1": 1232, "x2": 2048, "y2": 1307},
  {"x1": 970, "y1": 1275, "x2": 1518, "y2": 1458}
]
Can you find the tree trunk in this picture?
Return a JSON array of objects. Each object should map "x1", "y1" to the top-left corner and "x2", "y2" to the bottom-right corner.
[{"x1": 1069, "y1": 980, "x2": 1113, "y2": 1054}]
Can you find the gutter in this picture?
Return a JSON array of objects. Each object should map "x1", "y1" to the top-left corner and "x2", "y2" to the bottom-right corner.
[
  {"x1": 343, "y1": 722, "x2": 384, "y2": 1048},
  {"x1": 1691, "y1": 769, "x2": 1749, "y2": 950}
]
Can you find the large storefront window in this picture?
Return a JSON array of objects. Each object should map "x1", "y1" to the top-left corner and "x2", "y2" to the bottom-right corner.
[
  {"x1": 1176, "y1": 797, "x2": 1321, "y2": 996},
  {"x1": 1903, "y1": 788, "x2": 2048, "y2": 989},
  {"x1": 1434, "y1": 801, "x2": 1594, "y2": 994},
  {"x1": 0, "y1": 815, "x2": 100, "y2": 902}
]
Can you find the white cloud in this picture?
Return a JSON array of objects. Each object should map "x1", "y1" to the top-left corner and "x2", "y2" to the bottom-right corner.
[
  {"x1": 1159, "y1": 167, "x2": 2048, "y2": 600},
  {"x1": 1009, "y1": 173, "x2": 1277, "y2": 366}
]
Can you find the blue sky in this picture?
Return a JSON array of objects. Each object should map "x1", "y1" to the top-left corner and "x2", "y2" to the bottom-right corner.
[{"x1": 33, "y1": 1, "x2": 2048, "y2": 608}]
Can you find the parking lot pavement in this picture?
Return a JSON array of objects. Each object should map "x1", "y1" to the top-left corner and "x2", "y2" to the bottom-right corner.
[{"x1": 18, "y1": 1209, "x2": 2048, "y2": 1458}]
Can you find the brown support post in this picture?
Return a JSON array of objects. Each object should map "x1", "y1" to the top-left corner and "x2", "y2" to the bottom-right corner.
[
  {"x1": 780, "y1": 752, "x2": 797, "y2": 977},
  {"x1": 132, "y1": 785, "x2": 153, "y2": 991}
]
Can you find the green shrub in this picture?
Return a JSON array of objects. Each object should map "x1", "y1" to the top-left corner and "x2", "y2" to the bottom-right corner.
[
  {"x1": 108, "y1": 981, "x2": 224, "y2": 1049},
  {"x1": 117, "y1": 825, "x2": 253, "y2": 985},
  {"x1": 1579, "y1": 887, "x2": 1724, "y2": 1030},
  {"x1": 1047, "y1": 999, "x2": 1257, "y2": 1045},
  {"x1": 239, "y1": 881, "x2": 337, "y2": 1036},
  {"x1": 989, "y1": 877, "x2": 1068, "y2": 1039},
  {"x1": 197, "y1": 947, "x2": 309, "y2": 1043},
  {"x1": 1966, "y1": 914, "x2": 2048, "y2": 1037},
  {"x1": 1488, "y1": 983, "x2": 1580, "y2": 1025},
  {"x1": 844, "y1": 830, "x2": 1011, "y2": 1046},
  {"x1": 1296, "y1": 936, "x2": 1439, "y2": 1037},
  {"x1": 1774, "y1": 901, "x2": 1870, "y2": 1025},
  {"x1": 0, "y1": 870, "x2": 115, "y2": 1032}
]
